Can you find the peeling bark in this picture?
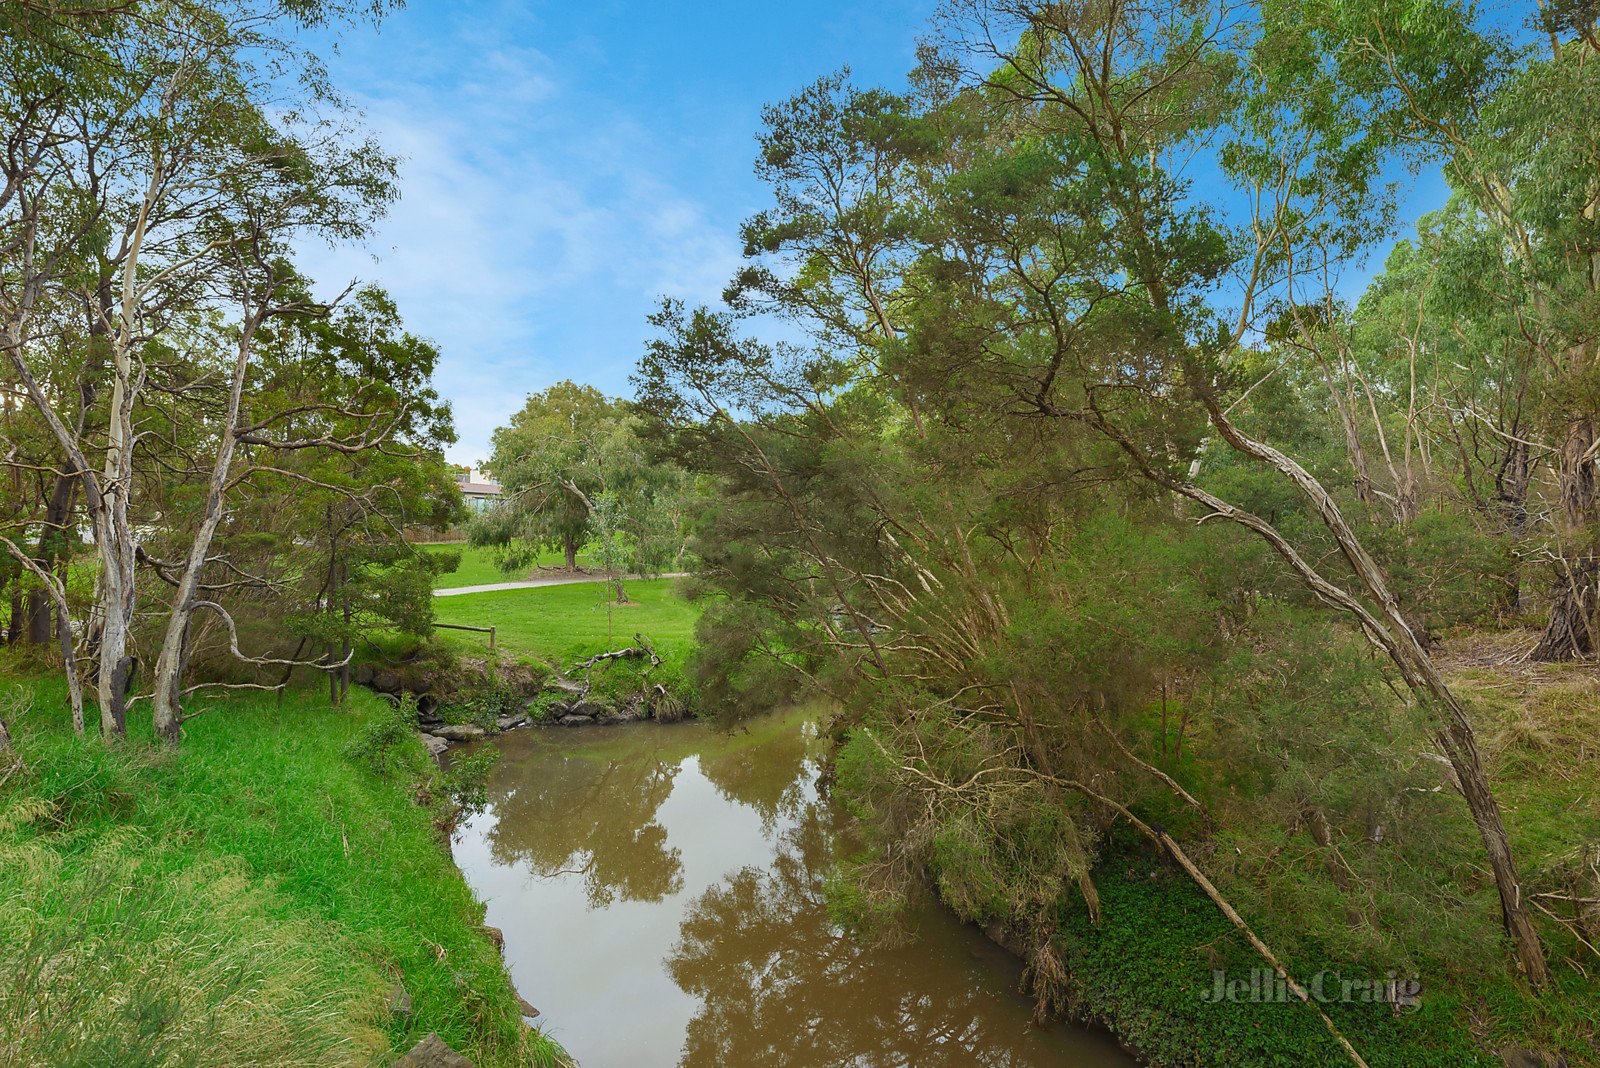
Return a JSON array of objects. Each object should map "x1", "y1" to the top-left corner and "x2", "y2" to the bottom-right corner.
[{"x1": 1530, "y1": 415, "x2": 1599, "y2": 661}]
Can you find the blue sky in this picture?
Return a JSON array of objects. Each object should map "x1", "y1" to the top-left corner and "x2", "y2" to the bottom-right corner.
[
  {"x1": 297, "y1": 0, "x2": 936, "y2": 467},
  {"x1": 296, "y1": 1, "x2": 1450, "y2": 469}
]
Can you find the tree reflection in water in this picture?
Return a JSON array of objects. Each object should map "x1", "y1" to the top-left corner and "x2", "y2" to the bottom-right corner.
[
  {"x1": 484, "y1": 745, "x2": 685, "y2": 907},
  {"x1": 668, "y1": 802, "x2": 1079, "y2": 1068},
  {"x1": 468, "y1": 718, "x2": 1127, "y2": 1068},
  {"x1": 694, "y1": 720, "x2": 813, "y2": 828}
]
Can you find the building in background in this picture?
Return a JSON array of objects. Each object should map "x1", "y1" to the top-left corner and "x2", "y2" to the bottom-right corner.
[{"x1": 452, "y1": 465, "x2": 503, "y2": 514}]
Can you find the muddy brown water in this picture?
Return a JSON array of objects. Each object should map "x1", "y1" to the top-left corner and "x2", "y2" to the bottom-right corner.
[{"x1": 452, "y1": 711, "x2": 1142, "y2": 1067}]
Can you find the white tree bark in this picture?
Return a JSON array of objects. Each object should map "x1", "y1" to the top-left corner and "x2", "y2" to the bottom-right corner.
[{"x1": 149, "y1": 304, "x2": 262, "y2": 742}]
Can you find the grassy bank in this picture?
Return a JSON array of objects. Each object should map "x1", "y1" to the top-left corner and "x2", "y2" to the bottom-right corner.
[
  {"x1": 432, "y1": 577, "x2": 699, "y2": 666},
  {"x1": 420, "y1": 544, "x2": 597, "y2": 589},
  {"x1": 0, "y1": 667, "x2": 567, "y2": 1068}
]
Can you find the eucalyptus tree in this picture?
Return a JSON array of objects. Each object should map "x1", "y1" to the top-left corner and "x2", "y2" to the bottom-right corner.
[
  {"x1": 1336, "y1": 199, "x2": 1545, "y2": 616},
  {"x1": 477, "y1": 380, "x2": 618, "y2": 571},
  {"x1": 1258, "y1": 0, "x2": 1600, "y2": 660},
  {"x1": 642, "y1": 0, "x2": 1573, "y2": 1016},
  {"x1": 141, "y1": 275, "x2": 458, "y2": 738},
  {"x1": 223, "y1": 286, "x2": 462, "y2": 705},
  {"x1": 0, "y1": 0, "x2": 400, "y2": 740},
  {"x1": 475, "y1": 380, "x2": 689, "y2": 600},
  {"x1": 912, "y1": 0, "x2": 1555, "y2": 989}
]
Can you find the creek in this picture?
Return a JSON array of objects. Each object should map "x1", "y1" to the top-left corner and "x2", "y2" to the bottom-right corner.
[{"x1": 452, "y1": 710, "x2": 1142, "y2": 1067}]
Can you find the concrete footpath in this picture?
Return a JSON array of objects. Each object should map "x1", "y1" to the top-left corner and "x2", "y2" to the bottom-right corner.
[{"x1": 433, "y1": 572, "x2": 688, "y2": 597}]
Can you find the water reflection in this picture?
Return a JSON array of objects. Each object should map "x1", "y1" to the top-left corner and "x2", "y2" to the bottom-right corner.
[
  {"x1": 695, "y1": 724, "x2": 812, "y2": 827},
  {"x1": 484, "y1": 743, "x2": 685, "y2": 906},
  {"x1": 452, "y1": 716, "x2": 1138, "y2": 1068},
  {"x1": 670, "y1": 805, "x2": 1108, "y2": 1067}
]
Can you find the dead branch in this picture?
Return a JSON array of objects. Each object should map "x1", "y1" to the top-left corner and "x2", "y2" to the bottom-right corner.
[
  {"x1": 567, "y1": 632, "x2": 661, "y2": 698},
  {"x1": 1045, "y1": 776, "x2": 1371, "y2": 1068},
  {"x1": 190, "y1": 600, "x2": 353, "y2": 670},
  {"x1": 1097, "y1": 716, "x2": 1211, "y2": 831},
  {"x1": 0, "y1": 533, "x2": 85, "y2": 732}
]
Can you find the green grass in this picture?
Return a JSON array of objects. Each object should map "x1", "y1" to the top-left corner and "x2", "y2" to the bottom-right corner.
[
  {"x1": 0, "y1": 668, "x2": 567, "y2": 1068},
  {"x1": 418, "y1": 544, "x2": 597, "y2": 590},
  {"x1": 432, "y1": 577, "x2": 700, "y2": 667}
]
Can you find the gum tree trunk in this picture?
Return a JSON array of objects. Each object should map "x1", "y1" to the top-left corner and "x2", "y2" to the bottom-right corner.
[
  {"x1": 1081, "y1": 397, "x2": 1554, "y2": 987},
  {"x1": 151, "y1": 315, "x2": 258, "y2": 745},
  {"x1": 1197, "y1": 404, "x2": 1554, "y2": 986},
  {"x1": 1530, "y1": 414, "x2": 1598, "y2": 660}
]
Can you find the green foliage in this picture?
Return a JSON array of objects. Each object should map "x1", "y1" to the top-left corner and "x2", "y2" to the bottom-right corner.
[
  {"x1": 1053, "y1": 854, "x2": 1497, "y2": 1068},
  {"x1": 821, "y1": 864, "x2": 907, "y2": 935},
  {"x1": 526, "y1": 691, "x2": 566, "y2": 723},
  {"x1": 475, "y1": 381, "x2": 617, "y2": 564},
  {"x1": 343, "y1": 693, "x2": 428, "y2": 779},
  {"x1": 928, "y1": 789, "x2": 1098, "y2": 930},
  {"x1": 341, "y1": 691, "x2": 497, "y2": 834},
  {"x1": 687, "y1": 596, "x2": 808, "y2": 726},
  {"x1": 450, "y1": 678, "x2": 521, "y2": 729},
  {"x1": 472, "y1": 382, "x2": 693, "y2": 585},
  {"x1": 1367, "y1": 509, "x2": 1513, "y2": 633}
]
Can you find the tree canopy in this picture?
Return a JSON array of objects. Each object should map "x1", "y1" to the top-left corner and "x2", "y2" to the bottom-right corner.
[{"x1": 631, "y1": 0, "x2": 1600, "y2": 1041}]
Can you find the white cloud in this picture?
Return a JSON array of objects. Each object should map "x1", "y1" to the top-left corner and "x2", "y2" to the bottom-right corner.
[{"x1": 295, "y1": 16, "x2": 744, "y2": 468}]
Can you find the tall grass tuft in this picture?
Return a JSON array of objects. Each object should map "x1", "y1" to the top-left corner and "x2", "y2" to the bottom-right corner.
[
  {"x1": 0, "y1": 826, "x2": 384, "y2": 1068},
  {"x1": 0, "y1": 662, "x2": 568, "y2": 1068}
]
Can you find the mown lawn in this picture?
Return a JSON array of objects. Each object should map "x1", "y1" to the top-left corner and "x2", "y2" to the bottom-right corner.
[
  {"x1": 418, "y1": 543, "x2": 597, "y2": 590},
  {"x1": 0, "y1": 669, "x2": 567, "y2": 1068},
  {"x1": 431, "y1": 577, "x2": 699, "y2": 666}
]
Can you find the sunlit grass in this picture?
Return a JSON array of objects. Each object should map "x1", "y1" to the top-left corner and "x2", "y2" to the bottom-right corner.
[
  {"x1": 0, "y1": 670, "x2": 567, "y2": 1068},
  {"x1": 431, "y1": 577, "x2": 699, "y2": 666}
]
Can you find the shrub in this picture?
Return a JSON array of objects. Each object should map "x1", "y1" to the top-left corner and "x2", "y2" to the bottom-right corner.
[{"x1": 343, "y1": 694, "x2": 427, "y2": 779}]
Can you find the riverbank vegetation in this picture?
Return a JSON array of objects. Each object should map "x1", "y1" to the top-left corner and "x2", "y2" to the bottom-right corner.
[
  {"x1": 0, "y1": 665, "x2": 565, "y2": 1068},
  {"x1": 0, "y1": 5, "x2": 552, "y2": 1065},
  {"x1": 620, "y1": 0, "x2": 1600, "y2": 1063},
  {"x1": 6, "y1": 0, "x2": 1598, "y2": 1064},
  {"x1": 0, "y1": 0, "x2": 462, "y2": 741}
]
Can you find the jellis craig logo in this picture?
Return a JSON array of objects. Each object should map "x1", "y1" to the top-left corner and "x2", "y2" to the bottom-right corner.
[{"x1": 1199, "y1": 968, "x2": 1422, "y2": 1012}]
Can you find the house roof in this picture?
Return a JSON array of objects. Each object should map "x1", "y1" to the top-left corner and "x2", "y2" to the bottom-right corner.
[{"x1": 460, "y1": 482, "x2": 502, "y2": 496}]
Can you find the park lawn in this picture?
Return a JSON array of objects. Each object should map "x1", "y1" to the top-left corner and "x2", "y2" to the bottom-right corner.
[
  {"x1": 418, "y1": 543, "x2": 597, "y2": 590},
  {"x1": 0, "y1": 668, "x2": 567, "y2": 1068},
  {"x1": 431, "y1": 577, "x2": 699, "y2": 667}
]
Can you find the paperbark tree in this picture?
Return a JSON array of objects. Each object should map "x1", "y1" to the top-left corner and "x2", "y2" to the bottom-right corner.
[{"x1": 0, "y1": 0, "x2": 398, "y2": 738}]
